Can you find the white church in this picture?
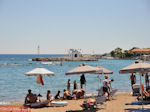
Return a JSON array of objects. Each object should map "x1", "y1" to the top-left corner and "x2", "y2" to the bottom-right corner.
[{"x1": 68, "y1": 49, "x2": 82, "y2": 59}]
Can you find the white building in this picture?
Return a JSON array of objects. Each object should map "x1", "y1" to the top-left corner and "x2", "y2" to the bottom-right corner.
[{"x1": 68, "y1": 49, "x2": 82, "y2": 59}]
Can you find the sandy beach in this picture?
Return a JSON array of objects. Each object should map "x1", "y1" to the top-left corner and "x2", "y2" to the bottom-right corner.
[{"x1": 9, "y1": 92, "x2": 150, "y2": 112}]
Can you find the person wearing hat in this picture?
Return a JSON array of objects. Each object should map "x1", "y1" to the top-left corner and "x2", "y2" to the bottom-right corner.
[{"x1": 102, "y1": 75, "x2": 111, "y2": 100}]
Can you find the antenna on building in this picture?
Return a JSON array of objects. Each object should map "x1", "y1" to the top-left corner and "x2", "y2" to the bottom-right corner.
[{"x1": 38, "y1": 45, "x2": 40, "y2": 58}]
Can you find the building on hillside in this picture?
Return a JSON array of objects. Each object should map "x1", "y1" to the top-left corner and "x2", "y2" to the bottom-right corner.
[{"x1": 131, "y1": 48, "x2": 150, "y2": 56}]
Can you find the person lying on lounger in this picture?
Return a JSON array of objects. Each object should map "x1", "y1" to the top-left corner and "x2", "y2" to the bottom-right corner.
[
  {"x1": 72, "y1": 89, "x2": 85, "y2": 99},
  {"x1": 63, "y1": 89, "x2": 73, "y2": 100},
  {"x1": 25, "y1": 89, "x2": 37, "y2": 104}
]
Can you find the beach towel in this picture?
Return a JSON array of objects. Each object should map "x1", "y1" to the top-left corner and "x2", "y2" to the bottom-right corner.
[{"x1": 36, "y1": 75, "x2": 44, "y2": 86}]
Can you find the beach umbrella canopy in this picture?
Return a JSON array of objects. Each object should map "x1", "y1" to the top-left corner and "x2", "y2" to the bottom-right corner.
[
  {"x1": 25, "y1": 67, "x2": 55, "y2": 97},
  {"x1": 25, "y1": 67, "x2": 55, "y2": 76},
  {"x1": 119, "y1": 62, "x2": 150, "y2": 74},
  {"x1": 119, "y1": 61, "x2": 150, "y2": 108},
  {"x1": 65, "y1": 63, "x2": 102, "y2": 99},
  {"x1": 66, "y1": 64, "x2": 102, "y2": 75},
  {"x1": 95, "y1": 66, "x2": 113, "y2": 74}
]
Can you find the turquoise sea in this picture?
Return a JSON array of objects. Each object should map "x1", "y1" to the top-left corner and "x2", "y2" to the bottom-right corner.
[{"x1": 0, "y1": 54, "x2": 149, "y2": 103}]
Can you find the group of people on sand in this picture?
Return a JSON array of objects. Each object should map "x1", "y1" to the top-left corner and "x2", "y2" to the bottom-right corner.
[
  {"x1": 130, "y1": 73, "x2": 150, "y2": 90},
  {"x1": 65, "y1": 74, "x2": 86, "y2": 100},
  {"x1": 25, "y1": 74, "x2": 115, "y2": 104},
  {"x1": 25, "y1": 87, "x2": 85, "y2": 104},
  {"x1": 25, "y1": 89, "x2": 61, "y2": 104}
]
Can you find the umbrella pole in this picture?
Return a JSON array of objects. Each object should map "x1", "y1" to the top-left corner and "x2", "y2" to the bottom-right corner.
[
  {"x1": 140, "y1": 73, "x2": 144, "y2": 109},
  {"x1": 97, "y1": 74, "x2": 101, "y2": 90}
]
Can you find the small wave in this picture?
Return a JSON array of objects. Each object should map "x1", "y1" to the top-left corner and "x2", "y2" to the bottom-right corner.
[
  {"x1": 41, "y1": 62, "x2": 53, "y2": 65},
  {"x1": 28, "y1": 59, "x2": 32, "y2": 61}
]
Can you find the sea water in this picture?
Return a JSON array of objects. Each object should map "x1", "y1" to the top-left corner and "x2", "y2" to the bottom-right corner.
[{"x1": 0, "y1": 54, "x2": 149, "y2": 103}]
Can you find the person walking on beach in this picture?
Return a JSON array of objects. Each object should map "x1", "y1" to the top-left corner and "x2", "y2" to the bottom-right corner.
[
  {"x1": 67, "y1": 79, "x2": 71, "y2": 91},
  {"x1": 80, "y1": 74, "x2": 86, "y2": 89},
  {"x1": 102, "y1": 75, "x2": 111, "y2": 100},
  {"x1": 73, "y1": 80, "x2": 77, "y2": 90},
  {"x1": 129, "y1": 73, "x2": 136, "y2": 90},
  {"x1": 145, "y1": 73, "x2": 149, "y2": 88}
]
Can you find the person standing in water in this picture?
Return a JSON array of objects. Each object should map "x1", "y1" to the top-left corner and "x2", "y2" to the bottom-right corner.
[
  {"x1": 73, "y1": 80, "x2": 77, "y2": 90},
  {"x1": 80, "y1": 74, "x2": 86, "y2": 89},
  {"x1": 129, "y1": 73, "x2": 136, "y2": 90},
  {"x1": 145, "y1": 73, "x2": 149, "y2": 88},
  {"x1": 67, "y1": 79, "x2": 71, "y2": 91}
]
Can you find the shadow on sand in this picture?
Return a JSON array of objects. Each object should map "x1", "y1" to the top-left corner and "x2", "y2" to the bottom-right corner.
[{"x1": 66, "y1": 108, "x2": 103, "y2": 112}]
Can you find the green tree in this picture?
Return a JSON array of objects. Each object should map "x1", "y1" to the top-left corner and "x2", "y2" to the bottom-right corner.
[
  {"x1": 110, "y1": 50, "x2": 115, "y2": 57},
  {"x1": 114, "y1": 47, "x2": 123, "y2": 58}
]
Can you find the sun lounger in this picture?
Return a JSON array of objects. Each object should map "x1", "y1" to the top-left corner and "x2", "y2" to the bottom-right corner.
[
  {"x1": 110, "y1": 89, "x2": 118, "y2": 99},
  {"x1": 124, "y1": 108, "x2": 149, "y2": 112},
  {"x1": 24, "y1": 100, "x2": 50, "y2": 108},
  {"x1": 97, "y1": 86, "x2": 103, "y2": 97},
  {"x1": 95, "y1": 95, "x2": 106, "y2": 109},
  {"x1": 132, "y1": 84, "x2": 140, "y2": 96},
  {"x1": 126, "y1": 101, "x2": 150, "y2": 105}
]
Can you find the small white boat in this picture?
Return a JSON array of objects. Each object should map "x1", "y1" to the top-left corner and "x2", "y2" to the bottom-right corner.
[{"x1": 41, "y1": 62, "x2": 53, "y2": 65}]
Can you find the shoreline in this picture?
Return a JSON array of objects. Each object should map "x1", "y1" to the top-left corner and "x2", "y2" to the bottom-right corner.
[
  {"x1": 3, "y1": 92, "x2": 143, "y2": 112},
  {"x1": 0, "y1": 90, "x2": 132, "y2": 104}
]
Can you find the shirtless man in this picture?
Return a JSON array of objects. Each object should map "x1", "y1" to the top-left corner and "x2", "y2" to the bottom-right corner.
[
  {"x1": 25, "y1": 89, "x2": 37, "y2": 104},
  {"x1": 130, "y1": 73, "x2": 136, "y2": 90},
  {"x1": 63, "y1": 89, "x2": 72, "y2": 100},
  {"x1": 72, "y1": 89, "x2": 85, "y2": 99}
]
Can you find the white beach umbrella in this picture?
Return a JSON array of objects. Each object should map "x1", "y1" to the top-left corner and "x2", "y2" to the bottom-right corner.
[
  {"x1": 119, "y1": 62, "x2": 150, "y2": 74},
  {"x1": 95, "y1": 66, "x2": 113, "y2": 74},
  {"x1": 25, "y1": 67, "x2": 55, "y2": 76},
  {"x1": 25, "y1": 67, "x2": 55, "y2": 98},
  {"x1": 65, "y1": 63, "x2": 102, "y2": 98},
  {"x1": 66, "y1": 64, "x2": 101, "y2": 75},
  {"x1": 119, "y1": 61, "x2": 150, "y2": 108}
]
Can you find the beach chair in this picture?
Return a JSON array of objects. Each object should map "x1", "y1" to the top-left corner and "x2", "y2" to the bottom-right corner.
[
  {"x1": 132, "y1": 84, "x2": 140, "y2": 96},
  {"x1": 95, "y1": 95, "x2": 107, "y2": 109},
  {"x1": 110, "y1": 89, "x2": 118, "y2": 99},
  {"x1": 97, "y1": 86, "x2": 103, "y2": 97},
  {"x1": 124, "y1": 108, "x2": 149, "y2": 112}
]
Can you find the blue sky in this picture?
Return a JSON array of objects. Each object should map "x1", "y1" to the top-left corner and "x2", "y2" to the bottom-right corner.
[{"x1": 0, "y1": 0, "x2": 150, "y2": 54}]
